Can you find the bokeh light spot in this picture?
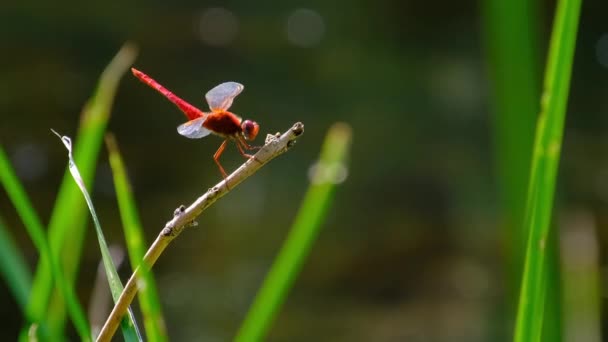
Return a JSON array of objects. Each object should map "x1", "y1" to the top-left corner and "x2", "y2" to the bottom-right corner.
[
  {"x1": 286, "y1": 8, "x2": 325, "y2": 48},
  {"x1": 308, "y1": 161, "x2": 348, "y2": 184},
  {"x1": 198, "y1": 7, "x2": 238, "y2": 47}
]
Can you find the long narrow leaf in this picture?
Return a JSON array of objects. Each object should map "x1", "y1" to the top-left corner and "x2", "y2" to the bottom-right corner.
[
  {"x1": 480, "y1": 1, "x2": 567, "y2": 339},
  {"x1": 27, "y1": 44, "x2": 137, "y2": 337},
  {"x1": 514, "y1": 0, "x2": 582, "y2": 341},
  {"x1": 0, "y1": 146, "x2": 91, "y2": 340},
  {"x1": 482, "y1": 0, "x2": 540, "y2": 285},
  {"x1": 235, "y1": 123, "x2": 352, "y2": 342},
  {"x1": 106, "y1": 134, "x2": 167, "y2": 341},
  {"x1": 0, "y1": 215, "x2": 31, "y2": 311},
  {"x1": 89, "y1": 246, "x2": 126, "y2": 337},
  {"x1": 51, "y1": 130, "x2": 141, "y2": 341}
]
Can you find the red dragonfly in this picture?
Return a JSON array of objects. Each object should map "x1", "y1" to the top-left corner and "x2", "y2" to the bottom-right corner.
[{"x1": 131, "y1": 68, "x2": 260, "y2": 178}]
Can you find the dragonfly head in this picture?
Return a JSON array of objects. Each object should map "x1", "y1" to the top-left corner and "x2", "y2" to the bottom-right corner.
[{"x1": 241, "y1": 119, "x2": 260, "y2": 141}]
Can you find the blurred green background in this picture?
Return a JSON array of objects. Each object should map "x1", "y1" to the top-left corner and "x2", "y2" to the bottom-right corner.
[{"x1": 0, "y1": 1, "x2": 606, "y2": 340}]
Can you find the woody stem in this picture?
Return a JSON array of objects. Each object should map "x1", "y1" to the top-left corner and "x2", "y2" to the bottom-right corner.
[{"x1": 95, "y1": 122, "x2": 304, "y2": 342}]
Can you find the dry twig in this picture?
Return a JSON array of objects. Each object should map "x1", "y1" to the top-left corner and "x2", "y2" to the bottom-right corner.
[{"x1": 96, "y1": 122, "x2": 304, "y2": 341}]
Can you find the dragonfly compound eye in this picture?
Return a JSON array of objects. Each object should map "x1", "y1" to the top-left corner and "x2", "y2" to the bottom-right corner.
[{"x1": 242, "y1": 120, "x2": 260, "y2": 141}]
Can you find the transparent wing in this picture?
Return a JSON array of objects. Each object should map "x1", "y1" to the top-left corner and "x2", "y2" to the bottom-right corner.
[
  {"x1": 177, "y1": 117, "x2": 212, "y2": 139},
  {"x1": 205, "y1": 82, "x2": 244, "y2": 112}
]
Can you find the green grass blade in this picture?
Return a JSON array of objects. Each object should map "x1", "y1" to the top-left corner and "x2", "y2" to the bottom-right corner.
[
  {"x1": 481, "y1": 0, "x2": 540, "y2": 284},
  {"x1": 479, "y1": 0, "x2": 566, "y2": 338},
  {"x1": 52, "y1": 131, "x2": 141, "y2": 341},
  {"x1": 0, "y1": 146, "x2": 91, "y2": 340},
  {"x1": 0, "y1": 215, "x2": 31, "y2": 310},
  {"x1": 106, "y1": 134, "x2": 167, "y2": 342},
  {"x1": 235, "y1": 123, "x2": 352, "y2": 342},
  {"x1": 514, "y1": 0, "x2": 582, "y2": 341},
  {"x1": 27, "y1": 44, "x2": 137, "y2": 337}
]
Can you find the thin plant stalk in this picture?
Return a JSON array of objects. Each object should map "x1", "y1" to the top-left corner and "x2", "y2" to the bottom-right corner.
[
  {"x1": 106, "y1": 133, "x2": 168, "y2": 341},
  {"x1": 514, "y1": 0, "x2": 582, "y2": 340}
]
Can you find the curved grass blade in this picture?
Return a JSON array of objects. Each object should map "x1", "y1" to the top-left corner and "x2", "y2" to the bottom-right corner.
[
  {"x1": 235, "y1": 123, "x2": 352, "y2": 342},
  {"x1": 27, "y1": 44, "x2": 137, "y2": 337},
  {"x1": 514, "y1": 0, "x2": 582, "y2": 341},
  {"x1": 51, "y1": 130, "x2": 141, "y2": 342},
  {"x1": 0, "y1": 146, "x2": 91, "y2": 340},
  {"x1": 0, "y1": 215, "x2": 31, "y2": 311},
  {"x1": 106, "y1": 134, "x2": 167, "y2": 341},
  {"x1": 89, "y1": 246, "x2": 126, "y2": 338}
]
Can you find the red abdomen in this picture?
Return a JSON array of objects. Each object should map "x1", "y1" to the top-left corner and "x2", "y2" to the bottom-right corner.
[{"x1": 203, "y1": 112, "x2": 242, "y2": 137}]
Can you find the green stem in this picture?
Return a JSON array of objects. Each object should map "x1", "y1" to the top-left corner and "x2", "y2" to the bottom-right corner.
[{"x1": 514, "y1": 0, "x2": 582, "y2": 340}]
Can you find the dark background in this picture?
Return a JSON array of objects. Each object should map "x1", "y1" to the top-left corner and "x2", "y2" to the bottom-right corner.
[{"x1": 1, "y1": 1, "x2": 607, "y2": 340}]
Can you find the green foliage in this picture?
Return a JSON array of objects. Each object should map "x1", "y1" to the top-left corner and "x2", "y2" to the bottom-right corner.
[
  {"x1": 235, "y1": 123, "x2": 352, "y2": 342},
  {"x1": 106, "y1": 134, "x2": 168, "y2": 342},
  {"x1": 514, "y1": 0, "x2": 582, "y2": 341},
  {"x1": 52, "y1": 130, "x2": 140, "y2": 340},
  {"x1": 0, "y1": 1, "x2": 586, "y2": 337},
  {"x1": 26, "y1": 44, "x2": 137, "y2": 338},
  {"x1": 0, "y1": 145, "x2": 91, "y2": 340},
  {"x1": 0, "y1": 215, "x2": 31, "y2": 312},
  {"x1": 482, "y1": 0, "x2": 562, "y2": 340},
  {"x1": 482, "y1": 0, "x2": 540, "y2": 284}
]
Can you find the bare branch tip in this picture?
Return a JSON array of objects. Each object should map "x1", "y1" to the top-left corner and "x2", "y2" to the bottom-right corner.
[{"x1": 292, "y1": 122, "x2": 305, "y2": 136}]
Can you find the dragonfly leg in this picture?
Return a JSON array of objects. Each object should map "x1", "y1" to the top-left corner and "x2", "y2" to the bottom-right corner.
[
  {"x1": 237, "y1": 136, "x2": 262, "y2": 152},
  {"x1": 235, "y1": 139, "x2": 253, "y2": 158},
  {"x1": 240, "y1": 138, "x2": 262, "y2": 150},
  {"x1": 214, "y1": 139, "x2": 229, "y2": 179},
  {"x1": 235, "y1": 139, "x2": 262, "y2": 164}
]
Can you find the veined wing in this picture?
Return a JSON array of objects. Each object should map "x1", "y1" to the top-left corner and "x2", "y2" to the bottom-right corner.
[
  {"x1": 205, "y1": 82, "x2": 243, "y2": 112},
  {"x1": 177, "y1": 117, "x2": 212, "y2": 139}
]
